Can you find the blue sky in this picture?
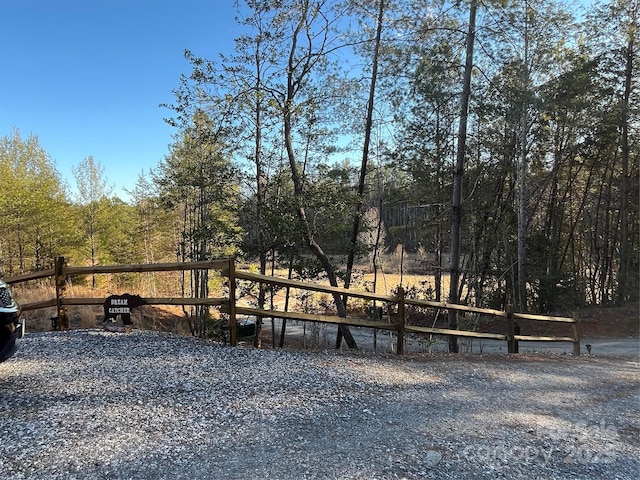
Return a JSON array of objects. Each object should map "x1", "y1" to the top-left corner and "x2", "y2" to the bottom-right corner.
[{"x1": 0, "y1": 0, "x2": 240, "y2": 199}]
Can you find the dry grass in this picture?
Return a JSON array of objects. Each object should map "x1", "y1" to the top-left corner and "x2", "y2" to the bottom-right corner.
[
  {"x1": 361, "y1": 272, "x2": 446, "y2": 295},
  {"x1": 11, "y1": 280, "x2": 194, "y2": 335},
  {"x1": 9, "y1": 265, "x2": 637, "y2": 342}
]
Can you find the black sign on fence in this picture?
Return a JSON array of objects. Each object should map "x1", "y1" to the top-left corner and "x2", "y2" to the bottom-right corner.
[{"x1": 103, "y1": 294, "x2": 147, "y2": 326}]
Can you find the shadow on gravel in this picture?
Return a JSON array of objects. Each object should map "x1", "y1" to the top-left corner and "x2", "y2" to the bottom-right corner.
[{"x1": 0, "y1": 329, "x2": 638, "y2": 480}]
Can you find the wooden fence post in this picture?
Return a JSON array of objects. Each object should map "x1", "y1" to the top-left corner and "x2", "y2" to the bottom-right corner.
[
  {"x1": 396, "y1": 286, "x2": 405, "y2": 355},
  {"x1": 228, "y1": 258, "x2": 237, "y2": 347},
  {"x1": 54, "y1": 256, "x2": 69, "y2": 330},
  {"x1": 506, "y1": 303, "x2": 516, "y2": 354},
  {"x1": 572, "y1": 312, "x2": 580, "y2": 356}
]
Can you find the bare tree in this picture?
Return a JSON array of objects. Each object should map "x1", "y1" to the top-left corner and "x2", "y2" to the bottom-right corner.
[
  {"x1": 344, "y1": 0, "x2": 386, "y2": 295},
  {"x1": 275, "y1": 0, "x2": 358, "y2": 348},
  {"x1": 72, "y1": 155, "x2": 112, "y2": 288}
]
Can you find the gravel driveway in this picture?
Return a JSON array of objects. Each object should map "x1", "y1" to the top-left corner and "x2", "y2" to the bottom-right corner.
[{"x1": 1, "y1": 329, "x2": 638, "y2": 479}]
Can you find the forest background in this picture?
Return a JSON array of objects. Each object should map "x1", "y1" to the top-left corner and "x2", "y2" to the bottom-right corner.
[{"x1": 0, "y1": 0, "x2": 637, "y2": 341}]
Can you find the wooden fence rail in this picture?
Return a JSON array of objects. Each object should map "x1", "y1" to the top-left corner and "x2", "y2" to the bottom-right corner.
[{"x1": 5, "y1": 257, "x2": 580, "y2": 355}]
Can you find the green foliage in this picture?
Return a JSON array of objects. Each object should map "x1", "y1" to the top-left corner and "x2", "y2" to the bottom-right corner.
[
  {"x1": 0, "y1": 129, "x2": 72, "y2": 275},
  {"x1": 1, "y1": 0, "x2": 637, "y2": 318},
  {"x1": 155, "y1": 111, "x2": 242, "y2": 262}
]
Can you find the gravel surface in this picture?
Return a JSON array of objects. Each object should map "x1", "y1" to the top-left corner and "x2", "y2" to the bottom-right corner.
[{"x1": 1, "y1": 329, "x2": 638, "y2": 480}]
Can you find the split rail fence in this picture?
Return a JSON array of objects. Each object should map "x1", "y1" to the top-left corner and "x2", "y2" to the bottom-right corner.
[{"x1": 4, "y1": 257, "x2": 581, "y2": 355}]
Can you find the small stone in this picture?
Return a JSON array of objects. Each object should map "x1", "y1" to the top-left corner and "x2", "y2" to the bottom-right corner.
[{"x1": 424, "y1": 450, "x2": 442, "y2": 468}]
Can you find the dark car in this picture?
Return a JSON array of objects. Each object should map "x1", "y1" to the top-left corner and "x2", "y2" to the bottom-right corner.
[{"x1": 0, "y1": 280, "x2": 24, "y2": 362}]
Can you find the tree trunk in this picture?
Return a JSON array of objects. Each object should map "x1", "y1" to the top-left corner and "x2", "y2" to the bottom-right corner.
[
  {"x1": 447, "y1": 0, "x2": 477, "y2": 353},
  {"x1": 343, "y1": 0, "x2": 386, "y2": 347},
  {"x1": 281, "y1": 5, "x2": 356, "y2": 348},
  {"x1": 345, "y1": 0, "x2": 385, "y2": 287},
  {"x1": 516, "y1": 3, "x2": 531, "y2": 313},
  {"x1": 254, "y1": 40, "x2": 266, "y2": 348},
  {"x1": 617, "y1": 29, "x2": 633, "y2": 304}
]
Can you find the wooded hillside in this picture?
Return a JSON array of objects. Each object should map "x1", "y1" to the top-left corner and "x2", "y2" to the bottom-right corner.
[{"x1": 1, "y1": 0, "x2": 637, "y2": 318}]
